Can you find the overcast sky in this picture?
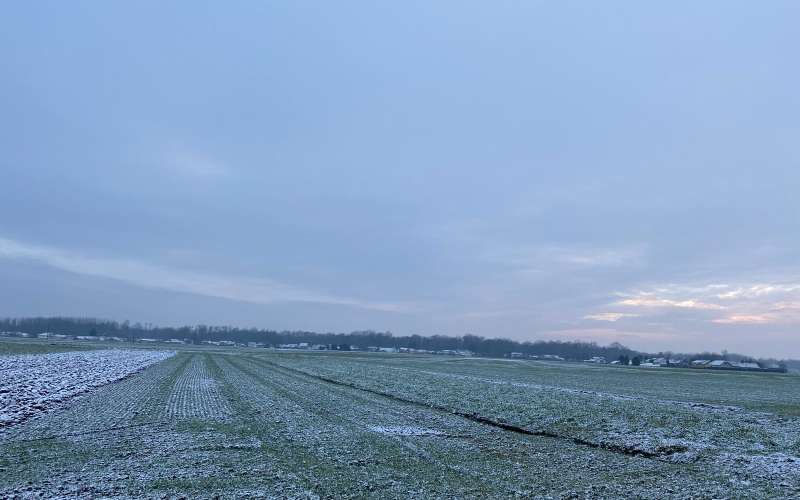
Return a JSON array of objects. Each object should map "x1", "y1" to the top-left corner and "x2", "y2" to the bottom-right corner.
[{"x1": 2, "y1": 2, "x2": 799, "y2": 357}]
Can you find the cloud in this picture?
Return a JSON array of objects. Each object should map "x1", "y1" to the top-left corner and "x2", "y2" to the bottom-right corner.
[
  {"x1": 616, "y1": 297, "x2": 726, "y2": 310},
  {"x1": 712, "y1": 314, "x2": 771, "y2": 324},
  {"x1": 489, "y1": 243, "x2": 647, "y2": 274},
  {"x1": 0, "y1": 237, "x2": 406, "y2": 313},
  {"x1": 584, "y1": 312, "x2": 640, "y2": 322},
  {"x1": 711, "y1": 301, "x2": 800, "y2": 325},
  {"x1": 611, "y1": 280, "x2": 800, "y2": 326},
  {"x1": 716, "y1": 283, "x2": 800, "y2": 300}
]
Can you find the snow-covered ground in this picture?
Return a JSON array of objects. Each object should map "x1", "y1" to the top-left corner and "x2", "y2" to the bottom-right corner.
[
  {"x1": 0, "y1": 349, "x2": 174, "y2": 428},
  {"x1": 269, "y1": 353, "x2": 800, "y2": 484},
  {"x1": 2, "y1": 350, "x2": 799, "y2": 498}
]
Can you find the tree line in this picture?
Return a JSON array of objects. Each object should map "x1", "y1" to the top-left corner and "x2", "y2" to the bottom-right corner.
[
  {"x1": 0, "y1": 316, "x2": 641, "y2": 360},
  {"x1": 1, "y1": 316, "x2": 789, "y2": 366}
]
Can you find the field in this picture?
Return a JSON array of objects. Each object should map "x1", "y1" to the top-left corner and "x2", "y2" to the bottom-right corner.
[
  {"x1": 0, "y1": 338, "x2": 97, "y2": 356},
  {"x1": 2, "y1": 344, "x2": 800, "y2": 498}
]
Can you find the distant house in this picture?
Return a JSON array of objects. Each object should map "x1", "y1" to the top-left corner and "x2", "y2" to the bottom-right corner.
[
  {"x1": 75, "y1": 335, "x2": 98, "y2": 341},
  {"x1": 510, "y1": 352, "x2": 524, "y2": 359},
  {"x1": 403, "y1": 348, "x2": 434, "y2": 354},
  {"x1": 646, "y1": 357, "x2": 685, "y2": 367},
  {"x1": 710, "y1": 360, "x2": 733, "y2": 368},
  {"x1": 276, "y1": 342, "x2": 312, "y2": 350},
  {"x1": 694, "y1": 360, "x2": 783, "y2": 372},
  {"x1": 584, "y1": 356, "x2": 607, "y2": 364}
]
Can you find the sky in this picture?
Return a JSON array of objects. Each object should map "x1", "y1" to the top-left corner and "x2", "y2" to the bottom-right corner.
[{"x1": 1, "y1": 1, "x2": 799, "y2": 357}]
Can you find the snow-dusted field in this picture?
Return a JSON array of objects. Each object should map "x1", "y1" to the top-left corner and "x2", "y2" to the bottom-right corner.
[
  {"x1": 0, "y1": 349, "x2": 174, "y2": 428},
  {"x1": 162, "y1": 354, "x2": 231, "y2": 421},
  {"x1": 1, "y1": 348, "x2": 799, "y2": 498}
]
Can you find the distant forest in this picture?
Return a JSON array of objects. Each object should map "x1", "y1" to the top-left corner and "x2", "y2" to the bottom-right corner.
[{"x1": 0, "y1": 316, "x2": 791, "y2": 366}]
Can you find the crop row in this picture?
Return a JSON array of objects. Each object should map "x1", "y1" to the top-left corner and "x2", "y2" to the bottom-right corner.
[{"x1": 162, "y1": 355, "x2": 231, "y2": 422}]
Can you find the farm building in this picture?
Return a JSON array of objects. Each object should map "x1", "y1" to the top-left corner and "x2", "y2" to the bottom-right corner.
[{"x1": 689, "y1": 360, "x2": 786, "y2": 372}]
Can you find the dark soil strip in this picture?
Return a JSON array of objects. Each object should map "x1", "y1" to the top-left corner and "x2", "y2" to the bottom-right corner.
[{"x1": 261, "y1": 359, "x2": 671, "y2": 460}]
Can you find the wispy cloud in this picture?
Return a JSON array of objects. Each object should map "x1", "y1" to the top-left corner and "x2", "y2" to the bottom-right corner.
[
  {"x1": 0, "y1": 237, "x2": 406, "y2": 313},
  {"x1": 716, "y1": 283, "x2": 800, "y2": 300},
  {"x1": 489, "y1": 243, "x2": 647, "y2": 274},
  {"x1": 712, "y1": 301, "x2": 800, "y2": 325},
  {"x1": 616, "y1": 297, "x2": 726, "y2": 310},
  {"x1": 611, "y1": 280, "x2": 800, "y2": 325},
  {"x1": 584, "y1": 312, "x2": 640, "y2": 322},
  {"x1": 712, "y1": 314, "x2": 771, "y2": 324}
]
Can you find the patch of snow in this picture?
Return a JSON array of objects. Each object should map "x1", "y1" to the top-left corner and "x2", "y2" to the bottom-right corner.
[
  {"x1": 0, "y1": 349, "x2": 174, "y2": 429},
  {"x1": 367, "y1": 425, "x2": 443, "y2": 436}
]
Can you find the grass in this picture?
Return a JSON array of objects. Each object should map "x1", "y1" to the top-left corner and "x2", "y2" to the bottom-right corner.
[
  {"x1": 1, "y1": 346, "x2": 799, "y2": 497},
  {"x1": 0, "y1": 338, "x2": 97, "y2": 355}
]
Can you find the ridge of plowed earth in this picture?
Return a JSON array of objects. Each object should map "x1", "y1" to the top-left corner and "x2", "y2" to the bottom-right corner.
[{"x1": 0, "y1": 350, "x2": 795, "y2": 498}]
